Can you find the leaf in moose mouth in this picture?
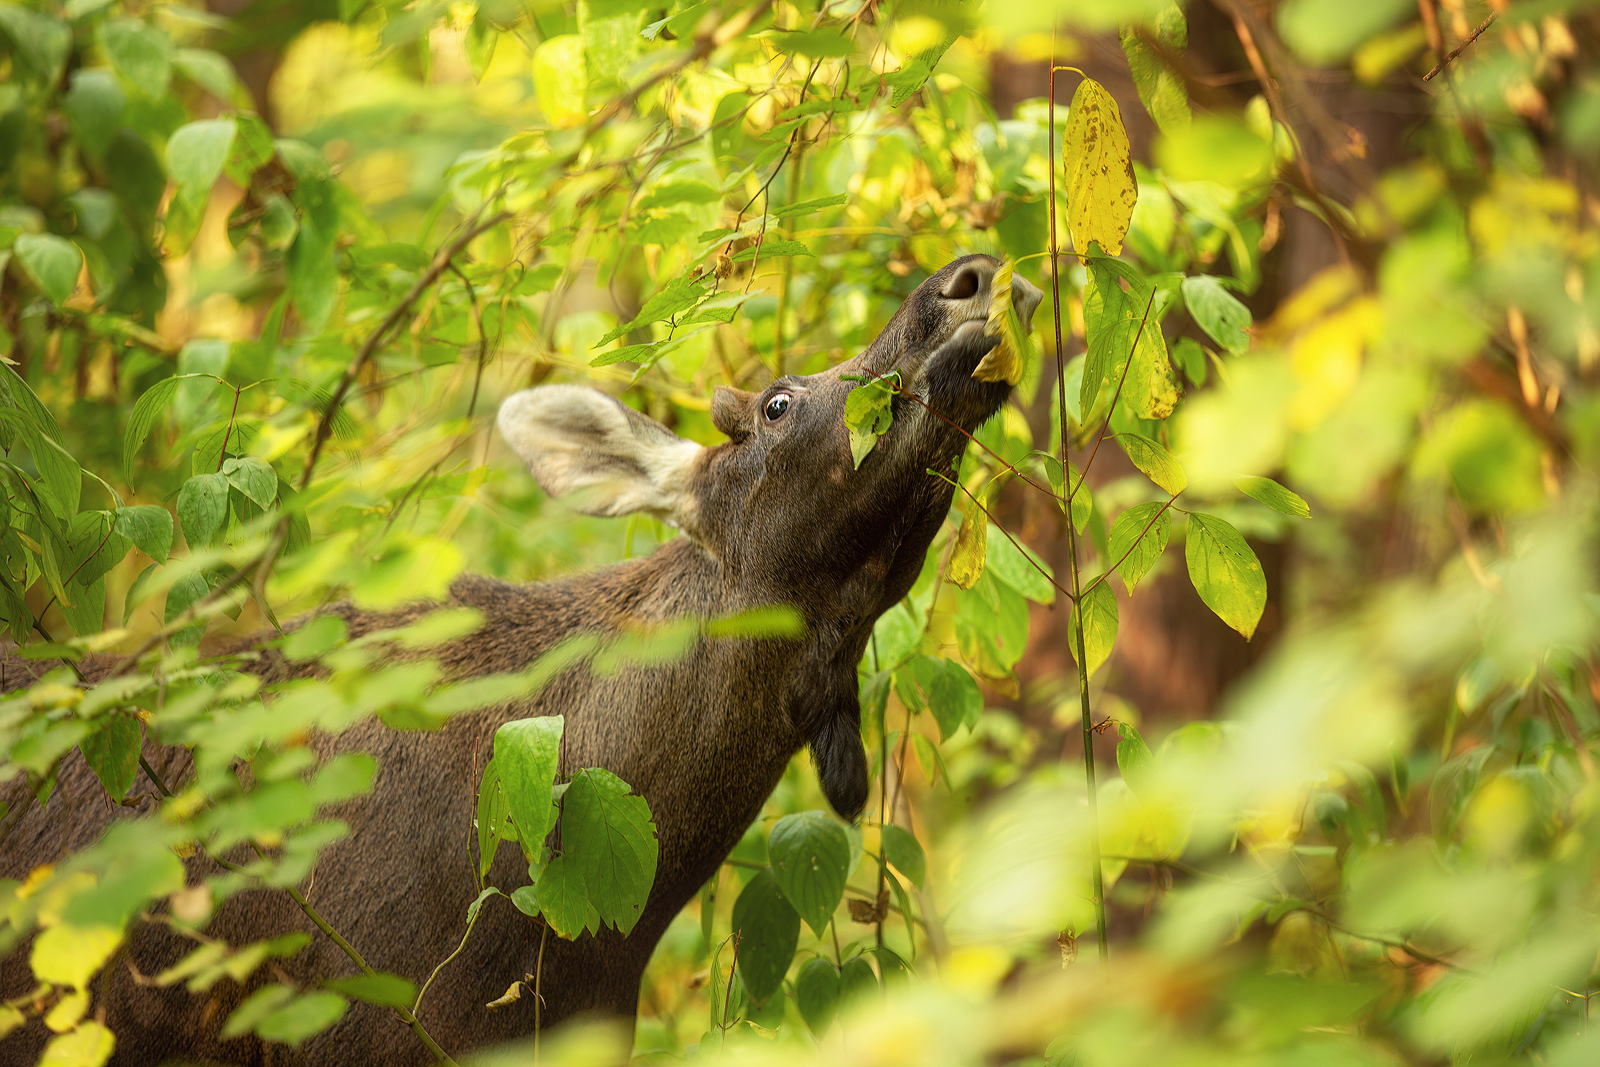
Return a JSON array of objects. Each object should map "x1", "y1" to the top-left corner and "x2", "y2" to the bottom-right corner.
[{"x1": 971, "y1": 259, "x2": 1028, "y2": 386}]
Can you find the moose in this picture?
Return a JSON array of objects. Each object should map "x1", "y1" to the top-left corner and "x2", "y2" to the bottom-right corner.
[{"x1": 1, "y1": 255, "x2": 1042, "y2": 1064}]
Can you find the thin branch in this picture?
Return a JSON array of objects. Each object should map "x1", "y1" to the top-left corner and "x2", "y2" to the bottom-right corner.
[
  {"x1": 297, "y1": 206, "x2": 511, "y2": 494},
  {"x1": 929, "y1": 468, "x2": 1076, "y2": 604},
  {"x1": 1424, "y1": 12, "x2": 1498, "y2": 81}
]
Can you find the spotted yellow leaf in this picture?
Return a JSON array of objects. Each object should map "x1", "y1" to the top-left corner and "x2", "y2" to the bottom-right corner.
[
  {"x1": 947, "y1": 493, "x2": 988, "y2": 589},
  {"x1": 1063, "y1": 77, "x2": 1138, "y2": 258},
  {"x1": 972, "y1": 259, "x2": 1026, "y2": 385}
]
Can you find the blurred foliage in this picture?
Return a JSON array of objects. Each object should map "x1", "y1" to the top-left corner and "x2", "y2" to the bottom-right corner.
[{"x1": 1, "y1": 0, "x2": 1600, "y2": 1065}]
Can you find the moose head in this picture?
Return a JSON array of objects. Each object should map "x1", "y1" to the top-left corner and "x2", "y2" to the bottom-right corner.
[{"x1": 498, "y1": 255, "x2": 1043, "y2": 820}]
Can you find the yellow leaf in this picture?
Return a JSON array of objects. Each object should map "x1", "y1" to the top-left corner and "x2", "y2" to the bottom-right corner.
[
  {"x1": 40, "y1": 1021, "x2": 115, "y2": 1067},
  {"x1": 1288, "y1": 297, "x2": 1379, "y2": 430},
  {"x1": 45, "y1": 989, "x2": 88, "y2": 1033},
  {"x1": 532, "y1": 36, "x2": 588, "y2": 128},
  {"x1": 947, "y1": 497, "x2": 988, "y2": 590},
  {"x1": 32, "y1": 925, "x2": 122, "y2": 990},
  {"x1": 1062, "y1": 77, "x2": 1137, "y2": 258},
  {"x1": 0, "y1": 1004, "x2": 26, "y2": 1039},
  {"x1": 972, "y1": 259, "x2": 1023, "y2": 384}
]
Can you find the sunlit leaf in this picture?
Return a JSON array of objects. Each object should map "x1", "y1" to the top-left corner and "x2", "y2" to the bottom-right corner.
[
  {"x1": 1108, "y1": 501, "x2": 1171, "y2": 593},
  {"x1": 1116, "y1": 433, "x2": 1187, "y2": 495},
  {"x1": 843, "y1": 372, "x2": 898, "y2": 468},
  {"x1": 1063, "y1": 77, "x2": 1138, "y2": 257},
  {"x1": 1184, "y1": 513, "x2": 1267, "y2": 638},
  {"x1": 1068, "y1": 581, "x2": 1118, "y2": 679},
  {"x1": 947, "y1": 494, "x2": 987, "y2": 589},
  {"x1": 532, "y1": 35, "x2": 588, "y2": 127},
  {"x1": 1182, "y1": 275, "x2": 1252, "y2": 354},
  {"x1": 1119, "y1": 6, "x2": 1190, "y2": 134},
  {"x1": 1236, "y1": 475, "x2": 1310, "y2": 517}
]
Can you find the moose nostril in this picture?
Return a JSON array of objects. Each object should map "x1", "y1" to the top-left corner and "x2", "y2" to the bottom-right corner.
[{"x1": 940, "y1": 265, "x2": 983, "y2": 301}]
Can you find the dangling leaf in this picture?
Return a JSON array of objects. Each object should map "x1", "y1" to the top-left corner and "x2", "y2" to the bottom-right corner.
[
  {"x1": 947, "y1": 492, "x2": 988, "y2": 589},
  {"x1": 1116, "y1": 433, "x2": 1188, "y2": 495},
  {"x1": 1069, "y1": 581, "x2": 1119, "y2": 679},
  {"x1": 1062, "y1": 77, "x2": 1138, "y2": 258},
  {"x1": 1185, "y1": 513, "x2": 1267, "y2": 638},
  {"x1": 1108, "y1": 501, "x2": 1171, "y2": 593},
  {"x1": 1119, "y1": 5, "x2": 1191, "y2": 135},
  {"x1": 844, "y1": 372, "x2": 900, "y2": 468},
  {"x1": 1236, "y1": 475, "x2": 1311, "y2": 517}
]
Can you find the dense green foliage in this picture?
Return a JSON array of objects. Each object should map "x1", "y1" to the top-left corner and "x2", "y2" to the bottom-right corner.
[{"x1": 3, "y1": 0, "x2": 1600, "y2": 1064}]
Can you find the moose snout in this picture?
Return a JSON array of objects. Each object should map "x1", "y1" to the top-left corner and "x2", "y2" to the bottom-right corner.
[{"x1": 939, "y1": 258, "x2": 1044, "y2": 334}]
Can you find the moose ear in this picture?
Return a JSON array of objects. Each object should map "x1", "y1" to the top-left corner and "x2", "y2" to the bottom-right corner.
[
  {"x1": 497, "y1": 385, "x2": 703, "y2": 523},
  {"x1": 711, "y1": 386, "x2": 756, "y2": 443}
]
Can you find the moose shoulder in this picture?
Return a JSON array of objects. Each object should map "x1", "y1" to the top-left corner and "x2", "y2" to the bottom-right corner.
[{"x1": 0, "y1": 255, "x2": 1041, "y2": 1065}]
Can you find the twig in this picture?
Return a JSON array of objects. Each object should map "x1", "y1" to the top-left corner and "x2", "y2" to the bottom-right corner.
[
  {"x1": 929, "y1": 468, "x2": 1076, "y2": 604},
  {"x1": 1424, "y1": 12, "x2": 1498, "y2": 81},
  {"x1": 413, "y1": 891, "x2": 500, "y2": 1018},
  {"x1": 297, "y1": 205, "x2": 511, "y2": 494}
]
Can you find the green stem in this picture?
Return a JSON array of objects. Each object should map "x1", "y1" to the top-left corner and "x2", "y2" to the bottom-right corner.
[{"x1": 1048, "y1": 61, "x2": 1109, "y2": 968}]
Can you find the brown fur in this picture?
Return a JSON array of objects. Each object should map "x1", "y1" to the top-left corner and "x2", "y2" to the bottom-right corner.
[{"x1": 0, "y1": 257, "x2": 1039, "y2": 1065}]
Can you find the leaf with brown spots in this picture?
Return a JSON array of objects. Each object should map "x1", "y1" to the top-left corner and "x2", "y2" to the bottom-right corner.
[{"x1": 1063, "y1": 78, "x2": 1138, "y2": 258}]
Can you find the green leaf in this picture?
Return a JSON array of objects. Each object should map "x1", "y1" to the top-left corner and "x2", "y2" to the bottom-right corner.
[
  {"x1": 167, "y1": 119, "x2": 236, "y2": 199},
  {"x1": 176, "y1": 473, "x2": 228, "y2": 548},
  {"x1": 771, "y1": 193, "x2": 848, "y2": 219},
  {"x1": 114, "y1": 506, "x2": 172, "y2": 564},
  {"x1": 880, "y1": 824, "x2": 926, "y2": 888},
  {"x1": 839, "y1": 953, "x2": 878, "y2": 1002},
  {"x1": 535, "y1": 853, "x2": 590, "y2": 939},
  {"x1": 38, "y1": 1020, "x2": 114, "y2": 1066},
  {"x1": 795, "y1": 957, "x2": 840, "y2": 1035},
  {"x1": 79, "y1": 716, "x2": 141, "y2": 802},
  {"x1": 1069, "y1": 580, "x2": 1119, "y2": 679},
  {"x1": 221, "y1": 985, "x2": 294, "y2": 1039},
  {"x1": 985, "y1": 528, "x2": 1055, "y2": 604},
  {"x1": 123, "y1": 562, "x2": 159, "y2": 626},
  {"x1": 1277, "y1": 0, "x2": 1411, "y2": 66},
  {"x1": 562, "y1": 767, "x2": 658, "y2": 935},
  {"x1": 1119, "y1": 7, "x2": 1190, "y2": 135},
  {"x1": 253, "y1": 989, "x2": 347, "y2": 1047},
  {"x1": 531, "y1": 34, "x2": 588, "y2": 127},
  {"x1": 222, "y1": 457, "x2": 278, "y2": 508},
  {"x1": 909, "y1": 655, "x2": 982, "y2": 741},
  {"x1": 1063, "y1": 78, "x2": 1137, "y2": 257},
  {"x1": 1040, "y1": 454, "x2": 1092, "y2": 534},
  {"x1": 99, "y1": 18, "x2": 172, "y2": 98},
  {"x1": 588, "y1": 341, "x2": 659, "y2": 368},
  {"x1": 730, "y1": 239, "x2": 814, "y2": 262},
  {"x1": 174, "y1": 47, "x2": 244, "y2": 104},
  {"x1": 493, "y1": 715, "x2": 563, "y2": 879},
  {"x1": 164, "y1": 571, "x2": 208, "y2": 645},
  {"x1": 1081, "y1": 256, "x2": 1176, "y2": 420},
  {"x1": 324, "y1": 972, "x2": 415, "y2": 1010},
  {"x1": 0, "y1": 4, "x2": 70, "y2": 83},
  {"x1": 224, "y1": 113, "x2": 276, "y2": 187},
  {"x1": 1116, "y1": 433, "x2": 1187, "y2": 495},
  {"x1": 844, "y1": 372, "x2": 898, "y2": 468},
  {"x1": 594, "y1": 274, "x2": 708, "y2": 347},
  {"x1": 476, "y1": 757, "x2": 510, "y2": 880},
  {"x1": 64, "y1": 69, "x2": 126, "y2": 158},
  {"x1": 1181, "y1": 275, "x2": 1251, "y2": 354},
  {"x1": 1184, "y1": 513, "x2": 1267, "y2": 639},
  {"x1": 731, "y1": 868, "x2": 800, "y2": 1003},
  {"x1": 1235, "y1": 475, "x2": 1311, "y2": 517},
  {"x1": 1116, "y1": 722, "x2": 1155, "y2": 795},
  {"x1": 768, "y1": 811, "x2": 851, "y2": 936},
  {"x1": 13, "y1": 234, "x2": 83, "y2": 307},
  {"x1": 1108, "y1": 501, "x2": 1171, "y2": 593},
  {"x1": 123, "y1": 376, "x2": 189, "y2": 479}
]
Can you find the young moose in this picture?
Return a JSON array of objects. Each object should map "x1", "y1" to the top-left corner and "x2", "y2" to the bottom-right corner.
[{"x1": 1, "y1": 255, "x2": 1041, "y2": 1064}]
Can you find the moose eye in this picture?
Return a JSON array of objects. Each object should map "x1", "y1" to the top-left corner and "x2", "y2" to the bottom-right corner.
[{"x1": 764, "y1": 393, "x2": 792, "y2": 421}]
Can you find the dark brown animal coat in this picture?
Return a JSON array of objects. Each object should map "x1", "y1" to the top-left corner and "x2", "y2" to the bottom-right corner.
[{"x1": 0, "y1": 256, "x2": 1040, "y2": 1065}]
